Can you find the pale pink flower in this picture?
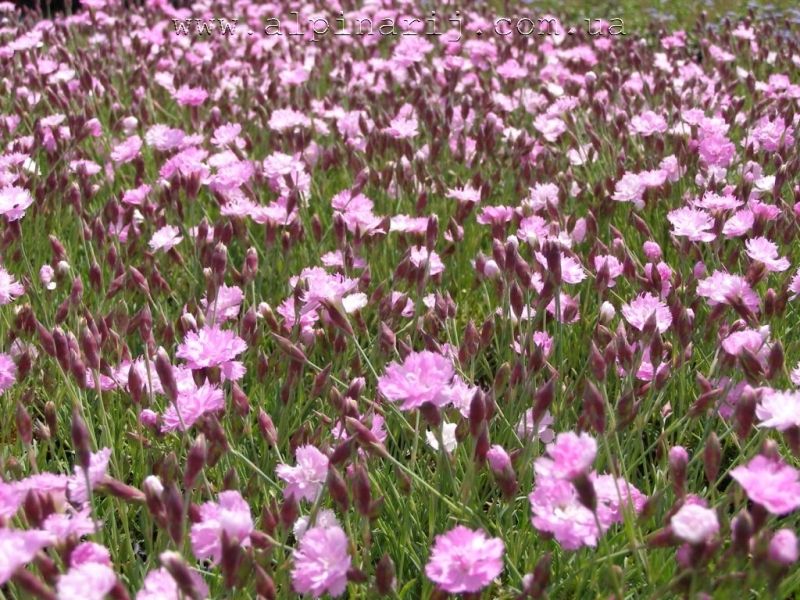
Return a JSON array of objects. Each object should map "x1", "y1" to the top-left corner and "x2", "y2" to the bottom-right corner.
[
  {"x1": 201, "y1": 284, "x2": 243, "y2": 323},
  {"x1": 172, "y1": 85, "x2": 208, "y2": 107},
  {"x1": 137, "y1": 567, "x2": 209, "y2": 600},
  {"x1": 0, "y1": 266, "x2": 24, "y2": 305},
  {"x1": 621, "y1": 293, "x2": 672, "y2": 333},
  {"x1": 276, "y1": 445, "x2": 329, "y2": 502},
  {"x1": 516, "y1": 409, "x2": 555, "y2": 443},
  {"x1": 593, "y1": 255, "x2": 623, "y2": 286},
  {"x1": 190, "y1": 491, "x2": 253, "y2": 564},
  {"x1": 378, "y1": 351, "x2": 454, "y2": 410},
  {"x1": 408, "y1": 246, "x2": 445, "y2": 276},
  {"x1": 269, "y1": 108, "x2": 311, "y2": 132},
  {"x1": 612, "y1": 173, "x2": 646, "y2": 208},
  {"x1": 291, "y1": 524, "x2": 351, "y2": 598},
  {"x1": 745, "y1": 236, "x2": 790, "y2": 272},
  {"x1": 529, "y1": 476, "x2": 600, "y2": 550},
  {"x1": 769, "y1": 529, "x2": 799, "y2": 565},
  {"x1": 0, "y1": 352, "x2": 17, "y2": 395},
  {"x1": 730, "y1": 455, "x2": 800, "y2": 515},
  {"x1": 534, "y1": 431, "x2": 597, "y2": 480},
  {"x1": 176, "y1": 325, "x2": 247, "y2": 380},
  {"x1": 425, "y1": 526, "x2": 504, "y2": 594},
  {"x1": 667, "y1": 207, "x2": 716, "y2": 242},
  {"x1": 148, "y1": 225, "x2": 183, "y2": 252},
  {"x1": 0, "y1": 529, "x2": 54, "y2": 585},
  {"x1": 722, "y1": 209, "x2": 754, "y2": 237},
  {"x1": 57, "y1": 562, "x2": 117, "y2": 600},
  {"x1": 110, "y1": 135, "x2": 142, "y2": 164},
  {"x1": 0, "y1": 185, "x2": 34, "y2": 220},
  {"x1": 161, "y1": 382, "x2": 224, "y2": 432},
  {"x1": 697, "y1": 271, "x2": 760, "y2": 312},
  {"x1": 670, "y1": 503, "x2": 719, "y2": 544},
  {"x1": 630, "y1": 110, "x2": 667, "y2": 136},
  {"x1": 67, "y1": 448, "x2": 111, "y2": 505}
]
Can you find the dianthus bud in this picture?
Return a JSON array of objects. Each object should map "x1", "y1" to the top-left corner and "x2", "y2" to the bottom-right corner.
[
  {"x1": 420, "y1": 402, "x2": 441, "y2": 429},
  {"x1": 280, "y1": 495, "x2": 299, "y2": 528},
  {"x1": 257, "y1": 410, "x2": 278, "y2": 446},
  {"x1": 731, "y1": 511, "x2": 753, "y2": 555},
  {"x1": 70, "y1": 410, "x2": 91, "y2": 470},
  {"x1": 734, "y1": 386, "x2": 757, "y2": 439},
  {"x1": 128, "y1": 364, "x2": 144, "y2": 405},
  {"x1": 352, "y1": 464, "x2": 372, "y2": 517},
  {"x1": 272, "y1": 333, "x2": 308, "y2": 364},
  {"x1": 184, "y1": 435, "x2": 207, "y2": 490},
  {"x1": 211, "y1": 243, "x2": 228, "y2": 279},
  {"x1": 376, "y1": 554, "x2": 396, "y2": 595},
  {"x1": 532, "y1": 377, "x2": 555, "y2": 423},
  {"x1": 573, "y1": 473, "x2": 597, "y2": 513},
  {"x1": 16, "y1": 402, "x2": 33, "y2": 446},
  {"x1": 160, "y1": 552, "x2": 204, "y2": 600},
  {"x1": 162, "y1": 483, "x2": 184, "y2": 544},
  {"x1": 703, "y1": 433, "x2": 722, "y2": 487},
  {"x1": 154, "y1": 347, "x2": 178, "y2": 404},
  {"x1": 668, "y1": 446, "x2": 688, "y2": 498},
  {"x1": 767, "y1": 341, "x2": 784, "y2": 380},
  {"x1": 80, "y1": 326, "x2": 100, "y2": 370},
  {"x1": 255, "y1": 565, "x2": 277, "y2": 599},
  {"x1": 221, "y1": 530, "x2": 241, "y2": 588}
]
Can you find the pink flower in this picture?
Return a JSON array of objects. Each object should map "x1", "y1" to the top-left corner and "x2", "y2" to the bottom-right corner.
[
  {"x1": 622, "y1": 293, "x2": 672, "y2": 333},
  {"x1": 721, "y1": 327, "x2": 769, "y2": 358},
  {"x1": 176, "y1": 325, "x2": 247, "y2": 380},
  {"x1": 477, "y1": 205, "x2": 515, "y2": 225},
  {"x1": 70, "y1": 542, "x2": 111, "y2": 567},
  {"x1": 269, "y1": 108, "x2": 311, "y2": 132},
  {"x1": 487, "y1": 445, "x2": 511, "y2": 473},
  {"x1": 667, "y1": 207, "x2": 716, "y2": 242},
  {"x1": 593, "y1": 474, "x2": 647, "y2": 526},
  {"x1": 612, "y1": 173, "x2": 646, "y2": 208},
  {"x1": 110, "y1": 135, "x2": 142, "y2": 164},
  {"x1": 0, "y1": 352, "x2": 17, "y2": 394},
  {"x1": 0, "y1": 529, "x2": 54, "y2": 584},
  {"x1": 730, "y1": 455, "x2": 800, "y2": 515},
  {"x1": 276, "y1": 445, "x2": 329, "y2": 502},
  {"x1": 722, "y1": 209, "x2": 754, "y2": 237},
  {"x1": 534, "y1": 431, "x2": 597, "y2": 480},
  {"x1": 201, "y1": 284, "x2": 243, "y2": 324},
  {"x1": 670, "y1": 503, "x2": 719, "y2": 544},
  {"x1": 408, "y1": 246, "x2": 445, "y2": 276},
  {"x1": 173, "y1": 85, "x2": 208, "y2": 107},
  {"x1": 0, "y1": 185, "x2": 34, "y2": 221},
  {"x1": 291, "y1": 524, "x2": 351, "y2": 598},
  {"x1": 629, "y1": 110, "x2": 667, "y2": 136},
  {"x1": 698, "y1": 132, "x2": 735, "y2": 167},
  {"x1": 190, "y1": 491, "x2": 253, "y2": 563},
  {"x1": 121, "y1": 184, "x2": 151, "y2": 206},
  {"x1": 67, "y1": 448, "x2": 111, "y2": 505},
  {"x1": 789, "y1": 268, "x2": 800, "y2": 300},
  {"x1": 769, "y1": 529, "x2": 799, "y2": 565},
  {"x1": 149, "y1": 225, "x2": 183, "y2": 252},
  {"x1": 377, "y1": 351, "x2": 454, "y2": 410},
  {"x1": 593, "y1": 255, "x2": 623, "y2": 286},
  {"x1": 745, "y1": 236, "x2": 790, "y2": 272},
  {"x1": 161, "y1": 382, "x2": 224, "y2": 432},
  {"x1": 529, "y1": 476, "x2": 600, "y2": 550},
  {"x1": 137, "y1": 567, "x2": 209, "y2": 600},
  {"x1": 0, "y1": 266, "x2": 24, "y2": 305},
  {"x1": 425, "y1": 526, "x2": 504, "y2": 594},
  {"x1": 693, "y1": 191, "x2": 742, "y2": 212},
  {"x1": 697, "y1": 271, "x2": 760, "y2": 312},
  {"x1": 57, "y1": 562, "x2": 117, "y2": 600},
  {"x1": 516, "y1": 409, "x2": 555, "y2": 443},
  {"x1": 757, "y1": 390, "x2": 800, "y2": 430}
]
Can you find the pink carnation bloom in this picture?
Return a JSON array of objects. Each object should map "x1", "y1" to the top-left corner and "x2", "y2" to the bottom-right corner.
[
  {"x1": 534, "y1": 431, "x2": 597, "y2": 480},
  {"x1": 790, "y1": 268, "x2": 800, "y2": 300},
  {"x1": 612, "y1": 173, "x2": 646, "y2": 208},
  {"x1": 377, "y1": 351, "x2": 454, "y2": 410},
  {"x1": 769, "y1": 529, "x2": 799, "y2": 565},
  {"x1": 425, "y1": 526, "x2": 504, "y2": 594},
  {"x1": 0, "y1": 266, "x2": 24, "y2": 305},
  {"x1": 409, "y1": 246, "x2": 445, "y2": 276},
  {"x1": 0, "y1": 352, "x2": 17, "y2": 394},
  {"x1": 0, "y1": 185, "x2": 34, "y2": 220},
  {"x1": 137, "y1": 567, "x2": 209, "y2": 600},
  {"x1": 721, "y1": 327, "x2": 769, "y2": 358},
  {"x1": 730, "y1": 455, "x2": 800, "y2": 515},
  {"x1": 190, "y1": 491, "x2": 253, "y2": 563},
  {"x1": 70, "y1": 542, "x2": 110, "y2": 567},
  {"x1": 744, "y1": 236, "x2": 790, "y2": 272},
  {"x1": 161, "y1": 382, "x2": 224, "y2": 432},
  {"x1": 122, "y1": 183, "x2": 151, "y2": 206},
  {"x1": 696, "y1": 271, "x2": 760, "y2": 312},
  {"x1": 291, "y1": 524, "x2": 351, "y2": 598},
  {"x1": 516, "y1": 409, "x2": 555, "y2": 443},
  {"x1": 722, "y1": 209, "x2": 754, "y2": 237},
  {"x1": 629, "y1": 110, "x2": 667, "y2": 136},
  {"x1": 269, "y1": 108, "x2": 311, "y2": 132},
  {"x1": 276, "y1": 445, "x2": 329, "y2": 502},
  {"x1": 593, "y1": 474, "x2": 647, "y2": 526},
  {"x1": 670, "y1": 503, "x2": 719, "y2": 544},
  {"x1": 110, "y1": 135, "x2": 143, "y2": 164},
  {"x1": 57, "y1": 562, "x2": 117, "y2": 600},
  {"x1": 593, "y1": 255, "x2": 624, "y2": 286},
  {"x1": 476, "y1": 205, "x2": 515, "y2": 225},
  {"x1": 67, "y1": 448, "x2": 111, "y2": 506},
  {"x1": 667, "y1": 207, "x2": 716, "y2": 242},
  {"x1": 149, "y1": 225, "x2": 183, "y2": 252},
  {"x1": 176, "y1": 324, "x2": 247, "y2": 380},
  {"x1": 201, "y1": 284, "x2": 243, "y2": 324},
  {"x1": 173, "y1": 85, "x2": 208, "y2": 107},
  {"x1": 693, "y1": 191, "x2": 742, "y2": 212},
  {"x1": 0, "y1": 529, "x2": 54, "y2": 585},
  {"x1": 529, "y1": 476, "x2": 600, "y2": 550},
  {"x1": 621, "y1": 293, "x2": 672, "y2": 333}
]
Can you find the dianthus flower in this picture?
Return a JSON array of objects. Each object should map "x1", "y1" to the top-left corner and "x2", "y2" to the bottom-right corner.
[
  {"x1": 291, "y1": 524, "x2": 351, "y2": 598},
  {"x1": 377, "y1": 351, "x2": 454, "y2": 410},
  {"x1": 425, "y1": 526, "x2": 504, "y2": 594}
]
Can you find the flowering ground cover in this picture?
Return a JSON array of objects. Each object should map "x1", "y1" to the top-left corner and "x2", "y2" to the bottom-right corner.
[{"x1": 1, "y1": 0, "x2": 800, "y2": 598}]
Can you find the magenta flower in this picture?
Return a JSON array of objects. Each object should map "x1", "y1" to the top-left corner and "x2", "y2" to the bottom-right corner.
[
  {"x1": 276, "y1": 445, "x2": 329, "y2": 502},
  {"x1": 190, "y1": 491, "x2": 253, "y2": 563},
  {"x1": 534, "y1": 431, "x2": 597, "y2": 480},
  {"x1": 425, "y1": 526, "x2": 504, "y2": 594},
  {"x1": 670, "y1": 503, "x2": 719, "y2": 544},
  {"x1": 110, "y1": 135, "x2": 142, "y2": 164},
  {"x1": 377, "y1": 351, "x2": 454, "y2": 410},
  {"x1": 291, "y1": 524, "x2": 351, "y2": 598},
  {"x1": 730, "y1": 455, "x2": 800, "y2": 515},
  {"x1": 0, "y1": 353, "x2": 16, "y2": 395},
  {"x1": 0, "y1": 266, "x2": 24, "y2": 305},
  {"x1": 161, "y1": 382, "x2": 224, "y2": 432},
  {"x1": 176, "y1": 325, "x2": 247, "y2": 380},
  {"x1": 621, "y1": 293, "x2": 672, "y2": 333},
  {"x1": 744, "y1": 236, "x2": 790, "y2": 272},
  {"x1": 0, "y1": 185, "x2": 34, "y2": 221},
  {"x1": 57, "y1": 562, "x2": 117, "y2": 600},
  {"x1": 667, "y1": 207, "x2": 716, "y2": 242}
]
